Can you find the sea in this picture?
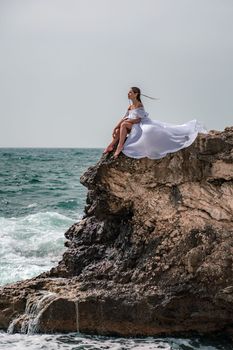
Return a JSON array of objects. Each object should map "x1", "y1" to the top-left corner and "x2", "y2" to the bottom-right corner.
[{"x1": 0, "y1": 148, "x2": 232, "y2": 350}]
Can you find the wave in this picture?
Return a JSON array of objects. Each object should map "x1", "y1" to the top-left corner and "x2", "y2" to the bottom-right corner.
[{"x1": 0, "y1": 211, "x2": 81, "y2": 286}]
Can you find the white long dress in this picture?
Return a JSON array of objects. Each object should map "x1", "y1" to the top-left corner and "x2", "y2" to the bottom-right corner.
[{"x1": 121, "y1": 107, "x2": 208, "y2": 159}]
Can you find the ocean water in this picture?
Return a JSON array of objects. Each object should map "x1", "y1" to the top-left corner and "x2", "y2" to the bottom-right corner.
[
  {"x1": 0, "y1": 148, "x2": 231, "y2": 349},
  {"x1": 0, "y1": 148, "x2": 102, "y2": 285}
]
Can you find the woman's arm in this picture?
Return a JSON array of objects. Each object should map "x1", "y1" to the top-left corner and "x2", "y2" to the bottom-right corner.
[
  {"x1": 115, "y1": 118, "x2": 126, "y2": 128},
  {"x1": 114, "y1": 110, "x2": 131, "y2": 128},
  {"x1": 115, "y1": 116, "x2": 140, "y2": 129},
  {"x1": 125, "y1": 117, "x2": 141, "y2": 124},
  {"x1": 112, "y1": 107, "x2": 131, "y2": 136}
]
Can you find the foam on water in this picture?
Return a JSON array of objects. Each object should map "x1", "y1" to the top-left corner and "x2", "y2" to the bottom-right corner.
[
  {"x1": 0, "y1": 211, "x2": 78, "y2": 285},
  {"x1": 0, "y1": 331, "x2": 229, "y2": 350}
]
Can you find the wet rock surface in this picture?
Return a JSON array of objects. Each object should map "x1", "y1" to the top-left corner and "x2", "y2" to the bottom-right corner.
[{"x1": 0, "y1": 127, "x2": 233, "y2": 337}]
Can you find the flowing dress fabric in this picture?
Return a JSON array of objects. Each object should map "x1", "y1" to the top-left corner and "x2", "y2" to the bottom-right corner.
[{"x1": 122, "y1": 107, "x2": 208, "y2": 159}]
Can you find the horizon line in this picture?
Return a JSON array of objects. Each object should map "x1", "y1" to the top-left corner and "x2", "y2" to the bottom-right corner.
[{"x1": 0, "y1": 146, "x2": 104, "y2": 149}]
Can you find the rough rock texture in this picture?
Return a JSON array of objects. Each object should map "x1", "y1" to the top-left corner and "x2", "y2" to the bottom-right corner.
[{"x1": 0, "y1": 127, "x2": 233, "y2": 337}]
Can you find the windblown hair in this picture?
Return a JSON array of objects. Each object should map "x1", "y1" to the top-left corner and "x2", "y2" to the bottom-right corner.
[{"x1": 131, "y1": 87, "x2": 160, "y2": 101}]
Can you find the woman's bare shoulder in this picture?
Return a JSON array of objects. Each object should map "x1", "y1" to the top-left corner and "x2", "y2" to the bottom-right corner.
[{"x1": 128, "y1": 103, "x2": 143, "y2": 110}]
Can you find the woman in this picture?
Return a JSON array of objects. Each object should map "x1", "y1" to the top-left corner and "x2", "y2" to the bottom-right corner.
[{"x1": 103, "y1": 87, "x2": 208, "y2": 159}]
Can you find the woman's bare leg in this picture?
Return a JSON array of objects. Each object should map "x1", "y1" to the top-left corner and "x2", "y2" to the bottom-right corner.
[
  {"x1": 113, "y1": 124, "x2": 129, "y2": 158},
  {"x1": 103, "y1": 129, "x2": 120, "y2": 153}
]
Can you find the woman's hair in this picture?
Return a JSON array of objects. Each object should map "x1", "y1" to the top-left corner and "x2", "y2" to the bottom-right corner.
[
  {"x1": 131, "y1": 87, "x2": 160, "y2": 101},
  {"x1": 131, "y1": 86, "x2": 142, "y2": 103}
]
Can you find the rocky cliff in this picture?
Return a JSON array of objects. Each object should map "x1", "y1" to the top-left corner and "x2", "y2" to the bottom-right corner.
[{"x1": 0, "y1": 127, "x2": 233, "y2": 337}]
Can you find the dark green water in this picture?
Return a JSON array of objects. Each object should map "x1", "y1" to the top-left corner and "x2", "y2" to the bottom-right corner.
[{"x1": 0, "y1": 147, "x2": 103, "y2": 219}]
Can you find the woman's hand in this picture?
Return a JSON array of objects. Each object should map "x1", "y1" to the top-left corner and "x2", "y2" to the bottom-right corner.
[{"x1": 112, "y1": 127, "x2": 119, "y2": 138}]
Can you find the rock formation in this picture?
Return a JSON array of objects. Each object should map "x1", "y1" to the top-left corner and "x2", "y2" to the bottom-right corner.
[{"x1": 0, "y1": 127, "x2": 233, "y2": 338}]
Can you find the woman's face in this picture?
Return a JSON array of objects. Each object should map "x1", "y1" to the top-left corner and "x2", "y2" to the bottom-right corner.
[{"x1": 128, "y1": 89, "x2": 137, "y2": 100}]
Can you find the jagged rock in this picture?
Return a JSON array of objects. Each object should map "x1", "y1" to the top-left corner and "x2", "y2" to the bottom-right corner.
[{"x1": 0, "y1": 127, "x2": 233, "y2": 338}]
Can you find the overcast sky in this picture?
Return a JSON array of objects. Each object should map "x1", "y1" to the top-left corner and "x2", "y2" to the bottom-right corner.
[{"x1": 0, "y1": 0, "x2": 232, "y2": 148}]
